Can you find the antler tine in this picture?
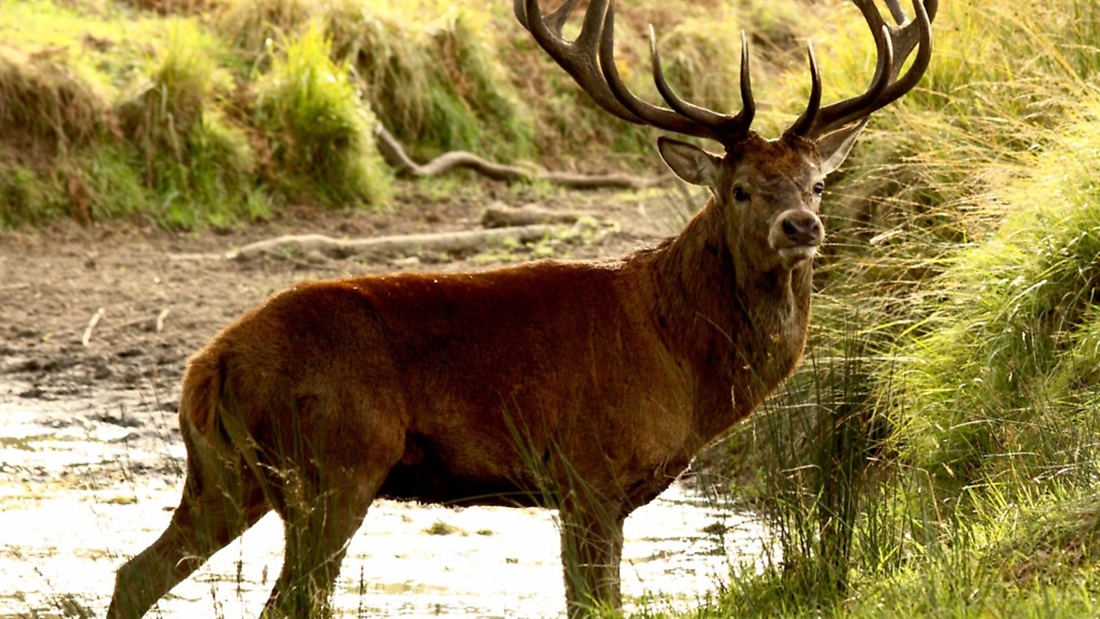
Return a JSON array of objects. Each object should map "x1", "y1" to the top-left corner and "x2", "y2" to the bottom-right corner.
[
  {"x1": 882, "y1": 0, "x2": 938, "y2": 80},
  {"x1": 785, "y1": 41, "x2": 827, "y2": 139},
  {"x1": 883, "y1": 0, "x2": 908, "y2": 24},
  {"x1": 594, "y1": 5, "x2": 756, "y2": 145},
  {"x1": 514, "y1": 0, "x2": 582, "y2": 38},
  {"x1": 594, "y1": 5, "x2": 713, "y2": 139},
  {"x1": 517, "y1": 0, "x2": 757, "y2": 150},
  {"x1": 544, "y1": 0, "x2": 582, "y2": 37},
  {"x1": 649, "y1": 27, "x2": 756, "y2": 144},
  {"x1": 515, "y1": 0, "x2": 646, "y2": 125},
  {"x1": 596, "y1": 5, "x2": 754, "y2": 145},
  {"x1": 787, "y1": 20, "x2": 892, "y2": 139},
  {"x1": 788, "y1": 0, "x2": 935, "y2": 140}
]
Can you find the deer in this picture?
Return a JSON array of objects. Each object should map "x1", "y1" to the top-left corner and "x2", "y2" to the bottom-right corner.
[{"x1": 107, "y1": 0, "x2": 935, "y2": 616}]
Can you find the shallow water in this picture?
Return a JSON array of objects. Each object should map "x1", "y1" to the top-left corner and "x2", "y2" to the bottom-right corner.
[{"x1": 0, "y1": 381, "x2": 772, "y2": 618}]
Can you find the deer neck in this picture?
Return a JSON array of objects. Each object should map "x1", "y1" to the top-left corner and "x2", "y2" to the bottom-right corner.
[{"x1": 646, "y1": 201, "x2": 813, "y2": 441}]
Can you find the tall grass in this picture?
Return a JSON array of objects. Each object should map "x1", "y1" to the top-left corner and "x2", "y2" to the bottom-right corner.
[
  {"x1": 895, "y1": 100, "x2": 1100, "y2": 493},
  {"x1": 803, "y1": 0, "x2": 1100, "y2": 285},
  {"x1": 695, "y1": 0, "x2": 1100, "y2": 616},
  {"x1": 325, "y1": 2, "x2": 536, "y2": 164},
  {"x1": 0, "y1": 42, "x2": 114, "y2": 226},
  {"x1": 118, "y1": 23, "x2": 261, "y2": 227},
  {"x1": 254, "y1": 22, "x2": 392, "y2": 209}
]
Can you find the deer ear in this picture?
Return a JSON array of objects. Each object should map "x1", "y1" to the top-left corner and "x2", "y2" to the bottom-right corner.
[
  {"x1": 657, "y1": 136, "x2": 722, "y2": 188},
  {"x1": 816, "y1": 117, "x2": 869, "y2": 176}
]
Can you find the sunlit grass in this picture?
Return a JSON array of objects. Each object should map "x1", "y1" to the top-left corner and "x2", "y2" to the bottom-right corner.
[
  {"x1": 254, "y1": 22, "x2": 392, "y2": 209},
  {"x1": 689, "y1": 0, "x2": 1100, "y2": 616},
  {"x1": 895, "y1": 99, "x2": 1100, "y2": 491}
]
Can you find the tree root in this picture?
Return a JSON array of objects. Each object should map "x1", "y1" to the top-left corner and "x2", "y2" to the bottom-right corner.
[
  {"x1": 480, "y1": 203, "x2": 581, "y2": 228},
  {"x1": 374, "y1": 126, "x2": 671, "y2": 190},
  {"x1": 229, "y1": 225, "x2": 556, "y2": 263}
]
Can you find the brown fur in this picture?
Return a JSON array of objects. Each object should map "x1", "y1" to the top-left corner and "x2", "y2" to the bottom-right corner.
[{"x1": 106, "y1": 132, "x2": 843, "y2": 618}]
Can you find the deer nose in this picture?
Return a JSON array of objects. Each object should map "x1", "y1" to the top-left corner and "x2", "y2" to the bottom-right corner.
[{"x1": 780, "y1": 212, "x2": 823, "y2": 246}]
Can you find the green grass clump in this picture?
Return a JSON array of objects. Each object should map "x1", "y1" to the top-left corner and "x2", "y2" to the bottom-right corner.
[
  {"x1": 838, "y1": 488, "x2": 1100, "y2": 618},
  {"x1": 255, "y1": 23, "x2": 392, "y2": 209},
  {"x1": 119, "y1": 24, "x2": 219, "y2": 164},
  {"x1": 896, "y1": 101, "x2": 1100, "y2": 490},
  {"x1": 1, "y1": 0, "x2": 392, "y2": 228},
  {"x1": 214, "y1": 0, "x2": 538, "y2": 165},
  {"x1": 0, "y1": 164, "x2": 67, "y2": 227},
  {"x1": 696, "y1": 485, "x2": 1100, "y2": 619},
  {"x1": 798, "y1": 0, "x2": 1100, "y2": 285},
  {"x1": 212, "y1": 0, "x2": 316, "y2": 60},
  {"x1": 78, "y1": 145, "x2": 153, "y2": 222},
  {"x1": 118, "y1": 23, "x2": 260, "y2": 227},
  {"x1": 0, "y1": 43, "x2": 116, "y2": 226},
  {"x1": 324, "y1": 1, "x2": 535, "y2": 164}
]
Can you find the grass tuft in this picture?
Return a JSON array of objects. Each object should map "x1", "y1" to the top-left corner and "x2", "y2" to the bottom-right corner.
[
  {"x1": 117, "y1": 23, "x2": 259, "y2": 227},
  {"x1": 325, "y1": 2, "x2": 535, "y2": 164},
  {"x1": 896, "y1": 99, "x2": 1100, "y2": 491},
  {"x1": 0, "y1": 46, "x2": 112, "y2": 159},
  {"x1": 254, "y1": 22, "x2": 392, "y2": 209},
  {"x1": 212, "y1": 0, "x2": 316, "y2": 63}
]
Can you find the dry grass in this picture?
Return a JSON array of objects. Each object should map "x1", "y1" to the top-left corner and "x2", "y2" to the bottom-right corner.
[{"x1": 0, "y1": 46, "x2": 114, "y2": 162}]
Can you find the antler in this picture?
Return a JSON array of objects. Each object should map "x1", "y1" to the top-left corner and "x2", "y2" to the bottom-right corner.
[
  {"x1": 515, "y1": 0, "x2": 756, "y2": 150},
  {"x1": 786, "y1": 0, "x2": 937, "y2": 140}
]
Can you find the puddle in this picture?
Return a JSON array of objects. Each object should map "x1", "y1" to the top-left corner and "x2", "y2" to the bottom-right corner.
[{"x1": 0, "y1": 380, "x2": 773, "y2": 617}]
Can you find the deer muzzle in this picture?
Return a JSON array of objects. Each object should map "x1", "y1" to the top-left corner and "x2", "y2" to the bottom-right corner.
[{"x1": 771, "y1": 210, "x2": 824, "y2": 268}]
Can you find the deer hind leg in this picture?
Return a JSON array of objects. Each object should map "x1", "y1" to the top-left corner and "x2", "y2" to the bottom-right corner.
[
  {"x1": 261, "y1": 408, "x2": 404, "y2": 617},
  {"x1": 107, "y1": 427, "x2": 271, "y2": 619},
  {"x1": 559, "y1": 502, "x2": 626, "y2": 619},
  {"x1": 261, "y1": 468, "x2": 378, "y2": 617}
]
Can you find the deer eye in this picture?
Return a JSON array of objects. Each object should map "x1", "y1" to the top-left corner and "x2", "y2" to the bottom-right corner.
[
  {"x1": 813, "y1": 182, "x2": 825, "y2": 196},
  {"x1": 733, "y1": 186, "x2": 750, "y2": 202}
]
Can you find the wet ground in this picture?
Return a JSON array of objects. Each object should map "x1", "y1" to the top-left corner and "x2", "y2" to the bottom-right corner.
[
  {"x1": 0, "y1": 183, "x2": 772, "y2": 617},
  {"x1": 0, "y1": 378, "x2": 771, "y2": 617}
]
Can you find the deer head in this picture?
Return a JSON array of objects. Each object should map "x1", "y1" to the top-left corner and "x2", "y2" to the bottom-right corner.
[{"x1": 516, "y1": 0, "x2": 937, "y2": 274}]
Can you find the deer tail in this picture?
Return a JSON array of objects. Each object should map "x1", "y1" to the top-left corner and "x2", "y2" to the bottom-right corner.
[
  {"x1": 178, "y1": 353, "x2": 271, "y2": 492},
  {"x1": 178, "y1": 355, "x2": 220, "y2": 447},
  {"x1": 179, "y1": 354, "x2": 258, "y2": 457}
]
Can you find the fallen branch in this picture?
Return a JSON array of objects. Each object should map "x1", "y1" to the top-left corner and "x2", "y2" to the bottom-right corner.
[
  {"x1": 93, "y1": 309, "x2": 174, "y2": 336},
  {"x1": 155, "y1": 308, "x2": 171, "y2": 334},
  {"x1": 259, "y1": 250, "x2": 342, "y2": 271},
  {"x1": 481, "y1": 204, "x2": 580, "y2": 228},
  {"x1": 229, "y1": 225, "x2": 556, "y2": 263},
  {"x1": 82, "y1": 307, "x2": 105, "y2": 347},
  {"x1": 374, "y1": 125, "x2": 671, "y2": 190}
]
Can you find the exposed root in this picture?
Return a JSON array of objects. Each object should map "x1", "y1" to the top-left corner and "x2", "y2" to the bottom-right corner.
[
  {"x1": 480, "y1": 203, "x2": 581, "y2": 228},
  {"x1": 374, "y1": 125, "x2": 671, "y2": 190},
  {"x1": 229, "y1": 225, "x2": 556, "y2": 263}
]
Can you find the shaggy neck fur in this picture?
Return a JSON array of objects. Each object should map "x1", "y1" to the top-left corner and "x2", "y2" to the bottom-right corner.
[{"x1": 641, "y1": 197, "x2": 814, "y2": 444}]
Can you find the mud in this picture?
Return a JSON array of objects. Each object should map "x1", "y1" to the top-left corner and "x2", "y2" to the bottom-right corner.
[{"x1": 0, "y1": 182, "x2": 772, "y2": 617}]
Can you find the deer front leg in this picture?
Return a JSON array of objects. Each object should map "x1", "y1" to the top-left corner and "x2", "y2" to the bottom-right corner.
[{"x1": 558, "y1": 504, "x2": 625, "y2": 618}]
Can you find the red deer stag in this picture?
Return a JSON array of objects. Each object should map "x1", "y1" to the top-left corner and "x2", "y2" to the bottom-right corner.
[{"x1": 108, "y1": 0, "x2": 935, "y2": 616}]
